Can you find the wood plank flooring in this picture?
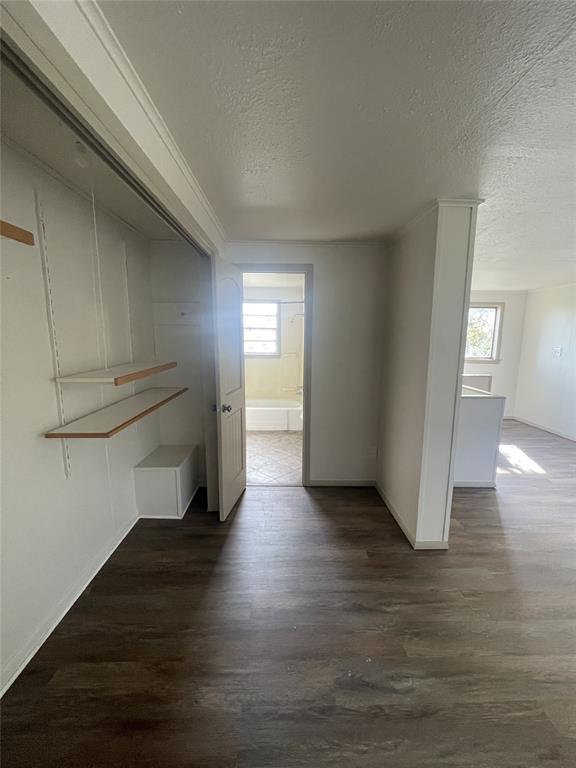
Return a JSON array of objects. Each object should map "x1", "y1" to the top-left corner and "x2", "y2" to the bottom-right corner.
[{"x1": 2, "y1": 420, "x2": 575, "y2": 766}]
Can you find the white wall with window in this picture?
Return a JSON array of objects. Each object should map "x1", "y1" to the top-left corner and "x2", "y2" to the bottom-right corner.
[
  {"x1": 242, "y1": 283, "x2": 304, "y2": 401},
  {"x1": 465, "y1": 304, "x2": 503, "y2": 361},
  {"x1": 226, "y1": 241, "x2": 385, "y2": 485},
  {"x1": 243, "y1": 301, "x2": 280, "y2": 356},
  {"x1": 463, "y1": 291, "x2": 527, "y2": 417}
]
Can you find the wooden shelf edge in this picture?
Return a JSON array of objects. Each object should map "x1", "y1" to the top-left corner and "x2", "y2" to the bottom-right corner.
[
  {"x1": 56, "y1": 361, "x2": 178, "y2": 386},
  {"x1": 45, "y1": 387, "x2": 188, "y2": 439},
  {"x1": 114, "y1": 361, "x2": 177, "y2": 385},
  {"x1": 0, "y1": 219, "x2": 35, "y2": 246}
]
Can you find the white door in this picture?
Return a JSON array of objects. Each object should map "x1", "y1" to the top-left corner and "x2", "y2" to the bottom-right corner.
[{"x1": 212, "y1": 255, "x2": 246, "y2": 521}]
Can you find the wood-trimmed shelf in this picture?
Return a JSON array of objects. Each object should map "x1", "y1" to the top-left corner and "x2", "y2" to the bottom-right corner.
[
  {"x1": 45, "y1": 387, "x2": 187, "y2": 439},
  {"x1": 56, "y1": 361, "x2": 177, "y2": 386},
  {"x1": 0, "y1": 219, "x2": 35, "y2": 246}
]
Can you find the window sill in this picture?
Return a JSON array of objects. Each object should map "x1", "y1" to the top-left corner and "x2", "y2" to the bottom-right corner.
[{"x1": 465, "y1": 358, "x2": 502, "y2": 365}]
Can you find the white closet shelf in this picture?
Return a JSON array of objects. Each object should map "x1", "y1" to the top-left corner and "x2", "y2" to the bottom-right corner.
[
  {"x1": 45, "y1": 387, "x2": 187, "y2": 439},
  {"x1": 56, "y1": 361, "x2": 177, "y2": 386}
]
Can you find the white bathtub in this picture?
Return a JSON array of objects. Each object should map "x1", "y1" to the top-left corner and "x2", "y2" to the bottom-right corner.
[{"x1": 246, "y1": 399, "x2": 303, "y2": 431}]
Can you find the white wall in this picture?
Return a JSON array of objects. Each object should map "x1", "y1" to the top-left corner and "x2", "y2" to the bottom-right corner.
[
  {"x1": 377, "y1": 201, "x2": 480, "y2": 548},
  {"x1": 377, "y1": 210, "x2": 436, "y2": 543},
  {"x1": 243, "y1": 285, "x2": 304, "y2": 401},
  {"x1": 514, "y1": 284, "x2": 576, "y2": 441},
  {"x1": 464, "y1": 290, "x2": 526, "y2": 416},
  {"x1": 1, "y1": 143, "x2": 161, "y2": 693},
  {"x1": 150, "y1": 242, "x2": 208, "y2": 481},
  {"x1": 223, "y1": 242, "x2": 386, "y2": 484}
]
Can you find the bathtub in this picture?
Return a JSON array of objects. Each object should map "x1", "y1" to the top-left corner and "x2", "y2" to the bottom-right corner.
[{"x1": 246, "y1": 399, "x2": 303, "y2": 431}]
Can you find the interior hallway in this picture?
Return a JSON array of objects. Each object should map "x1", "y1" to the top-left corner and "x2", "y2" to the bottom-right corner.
[{"x1": 2, "y1": 421, "x2": 575, "y2": 767}]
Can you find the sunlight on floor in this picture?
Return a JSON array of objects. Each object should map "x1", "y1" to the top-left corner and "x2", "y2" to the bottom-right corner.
[{"x1": 497, "y1": 444, "x2": 547, "y2": 475}]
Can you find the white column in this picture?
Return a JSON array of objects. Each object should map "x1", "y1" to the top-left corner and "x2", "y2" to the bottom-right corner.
[{"x1": 377, "y1": 198, "x2": 481, "y2": 549}]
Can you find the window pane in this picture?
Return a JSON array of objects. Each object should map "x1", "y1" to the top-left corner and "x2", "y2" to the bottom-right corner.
[
  {"x1": 466, "y1": 307, "x2": 497, "y2": 359},
  {"x1": 244, "y1": 340, "x2": 277, "y2": 354},
  {"x1": 244, "y1": 328, "x2": 276, "y2": 341},
  {"x1": 243, "y1": 315, "x2": 277, "y2": 329},
  {"x1": 242, "y1": 302, "x2": 279, "y2": 355},
  {"x1": 243, "y1": 302, "x2": 278, "y2": 316}
]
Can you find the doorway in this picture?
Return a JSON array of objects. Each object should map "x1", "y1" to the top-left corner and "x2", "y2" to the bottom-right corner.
[{"x1": 241, "y1": 271, "x2": 308, "y2": 486}]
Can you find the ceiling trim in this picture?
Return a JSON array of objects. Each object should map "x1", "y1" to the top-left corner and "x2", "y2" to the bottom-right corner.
[
  {"x1": 226, "y1": 239, "x2": 388, "y2": 248},
  {"x1": 395, "y1": 197, "x2": 484, "y2": 239},
  {"x1": 75, "y1": 0, "x2": 226, "y2": 244},
  {"x1": 436, "y1": 198, "x2": 485, "y2": 207}
]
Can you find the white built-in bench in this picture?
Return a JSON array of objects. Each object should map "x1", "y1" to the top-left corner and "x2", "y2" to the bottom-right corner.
[{"x1": 134, "y1": 445, "x2": 196, "y2": 519}]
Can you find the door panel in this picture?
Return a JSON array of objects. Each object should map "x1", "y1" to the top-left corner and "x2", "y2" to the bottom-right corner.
[
  {"x1": 219, "y1": 275, "x2": 244, "y2": 396},
  {"x1": 212, "y1": 256, "x2": 246, "y2": 521}
]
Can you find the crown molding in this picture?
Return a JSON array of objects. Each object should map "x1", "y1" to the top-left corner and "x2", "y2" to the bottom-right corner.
[
  {"x1": 75, "y1": 0, "x2": 226, "y2": 244},
  {"x1": 225, "y1": 239, "x2": 388, "y2": 249},
  {"x1": 436, "y1": 198, "x2": 485, "y2": 207},
  {"x1": 394, "y1": 197, "x2": 485, "y2": 239}
]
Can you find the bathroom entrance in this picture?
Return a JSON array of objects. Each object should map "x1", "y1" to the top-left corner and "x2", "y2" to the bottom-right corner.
[{"x1": 241, "y1": 270, "x2": 308, "y2": 486}]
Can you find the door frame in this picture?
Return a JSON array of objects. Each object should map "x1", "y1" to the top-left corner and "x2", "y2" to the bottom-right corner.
[{"x1": 236, "y1": 263, "x2": 313, "y2": 487}]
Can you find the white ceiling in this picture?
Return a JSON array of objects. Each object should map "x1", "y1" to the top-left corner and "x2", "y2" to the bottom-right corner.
[{"x1": 98, "y1": 2, "x2": 575, "y2": 289}]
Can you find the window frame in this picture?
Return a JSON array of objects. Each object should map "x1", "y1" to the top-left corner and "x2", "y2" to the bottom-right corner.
[
  {"x1": 242, "y1": 299, "x2": 282, "y2": 358},
  {"x1": 464, "y1": 302, "x2": 504, "y2": 363}
]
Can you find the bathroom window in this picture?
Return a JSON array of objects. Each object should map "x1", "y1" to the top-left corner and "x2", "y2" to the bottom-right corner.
[
  {"x1": 465, "y1": 304, "x2": 503, "y2": 362},
  {"x1": 243, "y1": 302, "x2": 280, "y2": 356}
]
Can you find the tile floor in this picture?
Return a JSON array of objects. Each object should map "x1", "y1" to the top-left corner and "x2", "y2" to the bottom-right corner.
[{"x1": 246, "y1": 430, "x2": 303, "y2": 485}]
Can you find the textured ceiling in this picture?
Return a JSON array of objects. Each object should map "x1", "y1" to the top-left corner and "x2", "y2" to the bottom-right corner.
[{"x1": 99, "y1": 1, "x2": 576, "y2": 289}]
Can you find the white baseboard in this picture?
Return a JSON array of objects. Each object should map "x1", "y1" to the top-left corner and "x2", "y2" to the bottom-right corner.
[
  {"x1": 510, "y1": 417, "x2": 576, "y2": 443},
  {"x1": 0, "y1": 516, "x2": 138, "y2": 698},
  {"x1": 138, "y1": 515, "x2": 183, "y2": 519},
  {"x1": 375, "y1": 482, "x2": 417, "y2": 547},
  {"x1": 412, "y1": 540, "x2": 449, "y2": 550},
  {"x1": 306, "y1": 479, "x2": 376, "y2": 487},
  {"x1": 138, "y1": 484, "x2": 200, "y2": 520},
  {"x1": 454, "y1": 481, "x2": 496, "y2": 489},
  {"x1": 375, "y1": 483, "x2": 449, "y2": 551},
  {"x1": 246, "y1": 426, "x2": 301, "y2": 432},
  {"x1": 2, "y1": 479, "x2": 205, "y2": 696}
]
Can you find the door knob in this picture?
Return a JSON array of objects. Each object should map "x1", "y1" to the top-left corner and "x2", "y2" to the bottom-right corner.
[{"x1": 222, "y1": 404, "x2": 232, "y2": 413}]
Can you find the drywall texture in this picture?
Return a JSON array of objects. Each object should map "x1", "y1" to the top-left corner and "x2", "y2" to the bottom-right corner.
[
  {"x1": 515, "y1": 284, "x2": 576, "y2": 441},
  {"x1": 100, "y1": 0, "x2": 576, "y2": 291},
  {"x1": 377, "y1": 202, "x2": 479, "y2": 547},
  {"x1": 150, "y1": 242, "x2": 209, "y2": 480},
  {"x1": 244, "y1": 285, "x2": 304, "y2": 401},
  {"x1": 0, "y1": 143, "x2": 167, "y2": 692},
  {"x1": 377, "y1": 210, "x2": 436, "y2": 543},
  {"x1": 464, "y1": 291, "x2": 527, "y2": 417},
  {"x1": 224, "y1": 242, "x2": 386, "y2": 484}
]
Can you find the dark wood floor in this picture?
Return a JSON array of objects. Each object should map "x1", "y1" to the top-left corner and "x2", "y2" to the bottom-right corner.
[{"x1": 2, "y1": 421, "x2": 575, "y2": 766}]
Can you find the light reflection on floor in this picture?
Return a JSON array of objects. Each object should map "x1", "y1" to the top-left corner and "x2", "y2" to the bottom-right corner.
[{"x1": 497, "y1": 444, "x2": 547, "y2": 475}]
